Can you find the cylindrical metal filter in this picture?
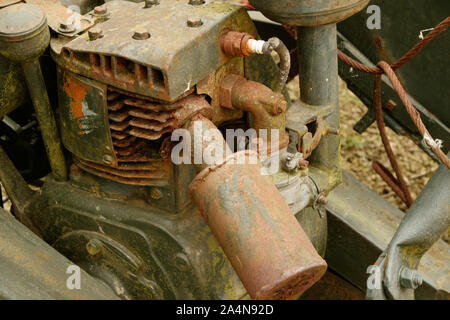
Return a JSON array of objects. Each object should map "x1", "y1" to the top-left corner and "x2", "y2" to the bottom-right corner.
[{"x1": 188, "y1": 150, "x2": 327, "y2": 299}]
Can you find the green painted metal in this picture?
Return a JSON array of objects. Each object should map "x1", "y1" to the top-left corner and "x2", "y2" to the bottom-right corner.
[
  {"x1": 0, "y1": 207, "x2": 119, "y2": 300},
  {"x1": 0, "y1": 55, "x2": 28, "y2": 118},
  {"x1": 0, "y1": 3, "x2": 68, "y2": 181},
  {"x1": 57, "y1": 68, "x2": 116, "y2": 165},
  {"x1": 26, "y1": 173, "x2": 247, "y2": 299},
  {"x1": 326, "y1": 170, "x2": 449, "y2": 300}
]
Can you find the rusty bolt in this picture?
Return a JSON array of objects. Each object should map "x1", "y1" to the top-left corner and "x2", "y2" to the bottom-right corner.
[
  {"x1": 150, "y1": 188, "x2": 163, "y2": 200},
  {"x1": 86, "y1": 239, "x2": 102, "y2": 256},
  {"x1": 132, "y1": 29, "x2": 151, "y2": 40},
  {"x1": 88, "y1": 27, "x2": 103, "y2": 41},
  {"x1": 58, "y1": 22, "x2": 75, "y2": 34},
  {"x1": 189, "y1": 0, "x2": 205, "y2": 5},
  {"x1": 144, "y1": 0, "x2": 160, "y2": 8},
  {"x1": 219, "y1": 74, "x2": 242, "y2": 110},
  {"x1": 399, "y1": 267, "x2": 423, "y2": 289},
  {"x1": 187, "y1": 17, "x2": 203, "y2": 28},
  {"x1": 94, "y1": 4, "x2": 107, "y2": 15}
]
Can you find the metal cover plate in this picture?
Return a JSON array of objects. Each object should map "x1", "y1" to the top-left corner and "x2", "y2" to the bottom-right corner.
[
  {"x1": 61, "y1": 0, "x2": 255, "y2": 101},
  {"x1": 57, "y1": 68, "x2": 116, "y2": 165}
]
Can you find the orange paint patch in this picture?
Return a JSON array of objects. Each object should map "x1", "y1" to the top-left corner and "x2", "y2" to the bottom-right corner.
[{"x1": 62, "y1": 74, "x2": 88, "y2": 132}]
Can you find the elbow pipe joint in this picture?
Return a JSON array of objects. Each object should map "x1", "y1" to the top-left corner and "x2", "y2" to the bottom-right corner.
[{"x1": 219, "y1": 74, "x2": 289, "y2": 149}]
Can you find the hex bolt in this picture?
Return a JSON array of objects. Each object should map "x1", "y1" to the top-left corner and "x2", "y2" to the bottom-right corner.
[
  {"x1": 86, "y1": 239, "x2": 102, "y2": 256},
  {"x1": 88, "y1": 27, "x2": 103, "y2": 41},
  {"x1": 132, "y1": 29, "x2": 151, "y2": 40},
  {"x1": 399, "y1": 267, "x2": 423, "y2": 289},
  {"x1": 187, "y1": 17, "x2": 203, "y2": 28},
  {"x1": 58, "y1": 22, "x2": 75, "y2": 34},
  {"x1": 144, "y1": 0, "x2": 160, "y2": 8},
  {"x1": 189, "y1": 0, "x2": 205, "y2": 5},
  {"x1": 94, "y1": 4, "x2": 107, "y2": 15},
  {"x1": 102, "y1": 154, "x2": 113, "y2": 164}
]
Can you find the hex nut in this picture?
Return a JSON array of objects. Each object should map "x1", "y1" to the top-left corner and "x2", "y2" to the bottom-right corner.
[
  {"x1": 94, "y1": 4, "x2": 107, "y2": 15},
  {"x1": 187, "y1": 17, "x2": 203, "y2": 28},
  {"x1": 88, "y1": 27, "x2": 103, "y2": 41},
  {"x1": 58, "y1": 22, "x2": 75, "y2": 33},
  {"x1": 133, "y1": 29, "x2": 151, "y2": 40},
  {"x1": 219, "y1": 74, "x2": 242, "y2": 110},
  {"x1": 399, "y1": 267, "x2": 423, "y2": 289}
]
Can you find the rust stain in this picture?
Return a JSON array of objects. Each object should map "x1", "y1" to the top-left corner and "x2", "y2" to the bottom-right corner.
[{"x1": 62, "y1": 75, "x2": 88, "y2": 134}]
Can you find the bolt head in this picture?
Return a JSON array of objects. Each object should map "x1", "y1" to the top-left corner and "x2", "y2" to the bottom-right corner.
[
  {"x1": 102, "y1": 153, "x2": 113, "y2": 163},
  {"x1": 94, "y1": 4, "x2": 107, "y2": 15},
  {"x1": 144, "y1": 0, "x2": 160, "y2": 8},
  {"x1": 86, "y1": 239, "x2": 102, "y2": 256},
  {"x1": 189, "y1": 0, "x2": 205, "y2": 5},
  {"x1": 187, "y1": 17, "x2": 203, "y2": 28},
  {"x1": 58, "y1": 21, "x2": 75, "y2": 33},
  {"x1": 132, "y1": 29, "x2": 151, "y2": 40}
]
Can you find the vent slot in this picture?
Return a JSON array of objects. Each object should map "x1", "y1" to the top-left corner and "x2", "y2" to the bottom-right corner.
[
  {"x1": 60, "y1": 49, "x2": 169, "y2": 97},
  {"x1": 73, "y1": 88, "x2": 179, "y2": 185}
]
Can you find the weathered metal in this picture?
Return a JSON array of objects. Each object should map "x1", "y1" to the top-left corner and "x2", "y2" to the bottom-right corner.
[
  {"x1": 24, "y1": 0, "x2": 94, "y2": 37},
  {"x1": 4, "y1": 0, "x2": 445, "y2": 302},
  {"x1": 0, "y1": 55, "x2": 28, "y2": 118},
  {"x1": 296, "y1": 24, "x2": 342, "y2": 192},
  {"x1": 220, "y1": 74, "x2": 288, "y2": 146},
  {"x1": 189, "y1": 149, "x2": 327, "y2": 299},
  {"x1": 249, "y1": 0, "x2": 370, "y2": 26},
  {"x1": 367, "y1": 157, "x2": 450, "y2": 300},
  {"x1": 0, "y1": 3, "x2": 68, "y2": 181},
  {"x1": 0, "y1": 144, "x2": 35, "y2": 215},
  {"x1": 23, "y1": 172, "x2": 247, "y2": 299},
  {"x1": 50, "y1": 0, "x2": 259, "y2": 102},
  {"x1": 299, "y1": 270, "x2": 365, "y2": 300},
  {"x1": 247, "y1": 0, "x2": 368, "y2": 193},
  {"x1": 0, "y1": 207, "x2": 119, "y2": 300},
  {"x1": 326, "y1": 170, "x2": 449, "y2": 300},
  {"x1": 220, "y1": 31, "x2": 255, "y2": 57}
]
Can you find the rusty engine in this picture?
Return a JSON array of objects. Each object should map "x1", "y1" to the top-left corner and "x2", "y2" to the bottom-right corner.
[{"x1": 1, "y1": 0, "x2": 448, "y2": 301}]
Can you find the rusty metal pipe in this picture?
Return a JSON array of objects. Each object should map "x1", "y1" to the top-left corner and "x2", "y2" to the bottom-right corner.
[
  {"x1": 186, "y1": 113, "x2": 231, "y2": 172},
  {"x1": 187, "y1": 116, "x2": 327, "y2": 299},
  {"x1": 220, "y1": 74, "x2": 288, "y2": 147}
]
